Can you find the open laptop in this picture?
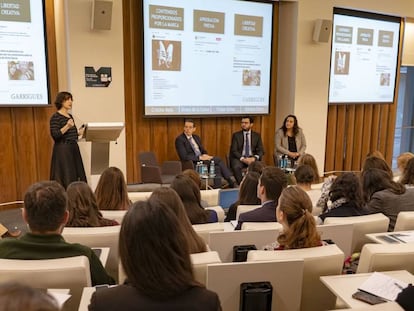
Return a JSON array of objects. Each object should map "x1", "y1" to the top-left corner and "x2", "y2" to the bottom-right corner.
[{"x1": 218, "y1": 188, "x2": 239, "y2": 211}]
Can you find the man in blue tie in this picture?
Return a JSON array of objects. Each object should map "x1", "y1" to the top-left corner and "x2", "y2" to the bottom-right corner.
[
  {"x1": 175, "y1": 119, "x2": 237, "y2": 188},
  {"x1": 229, "y1": 116, "x2": 265, "y2": 183}
]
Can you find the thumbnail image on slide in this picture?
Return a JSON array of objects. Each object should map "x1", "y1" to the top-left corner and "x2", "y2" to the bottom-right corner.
[
  {"x1": 380, "y1": 73, "x2": 390, "y2": 86},
  {"x1": 8, "y1": 61, "x2": 35, "y2": 80},
  {"x1": 334, "y1": 51, "x2": 350, "y2": 75},
  {"x1": 152, "y1": 40, "x2": 182, "y2": 71},
  {"x1": 242, "y1": 69, "x2": 261, "y2": 86}
]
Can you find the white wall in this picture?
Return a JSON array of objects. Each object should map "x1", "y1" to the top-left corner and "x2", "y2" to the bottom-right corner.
[
  {"x1": 55, "y1": 0, "x2": 126, "y2": 185},
  {"x1": 279, "y1": 0, "x2": 414, "y2": 176}
]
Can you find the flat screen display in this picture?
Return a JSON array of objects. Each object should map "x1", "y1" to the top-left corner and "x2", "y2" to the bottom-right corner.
[
  {"x1": 328, "y1": 8, "x2": 401, "y2": 104},
  {"x1": 143, "y1": 0, "x2": 274, "y2": 116},
  {"x1": 0, "y1": 0, "x2": 50, "y2": 107}
]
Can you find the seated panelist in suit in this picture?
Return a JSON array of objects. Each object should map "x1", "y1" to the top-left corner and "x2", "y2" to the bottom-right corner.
[
  {"x1": 229, "y1": 116, "x2": 264, "y2": 184},
  {"x1": 175, "y1": 119, "x2": 236, "y2": 188}
]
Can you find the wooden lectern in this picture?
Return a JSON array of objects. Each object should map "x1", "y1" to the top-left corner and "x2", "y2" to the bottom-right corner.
[{"x1": 82, "y1": 122, "x2": 124, "y2": 174}]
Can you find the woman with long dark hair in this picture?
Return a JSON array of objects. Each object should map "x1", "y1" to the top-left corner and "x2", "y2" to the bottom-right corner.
[
  {"x1": 362, "y1": 168, "x2": 414, "y2": 231},
  {"x1": 317, "y1": 173, "x2": 367, "y2": 224},
  {"x1": 66, "y1": 181, "x2": 118, "y2": 227},
  {"x1": 88, "y1": 200, "x2": 221, "y2": 310},
  {"x1": 224, "y1": 172, "x2": 261, "y2": 222},
  {"x1": 170, "y1": 174, "x2": 217, "y2": 224},
  {"x1": 274, "y1": 114, "x2": 306, "y2": 163},
  {"x1": 148, "y1": 187, "x2": 207, "y2": 253},
  {"x1": 95, "y1": 167, "x2": 131, "y2": 211}
]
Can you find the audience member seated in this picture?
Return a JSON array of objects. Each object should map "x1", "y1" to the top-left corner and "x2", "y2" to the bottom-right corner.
[
  {"x1": 362, "y1": 168, "x2": 414, "y2": 231},
  {"x1": 366, "y1": 150, "x2": 386, "y2": 160},
  {"x1": 294, "y1": 165, "x2": 321, "y2": 211},
  {"x1": 95, "y1": 167, "x2": 131, "y2": 211},
  {"x1": 66, "y1": 181, "x2": 119, "y2": 227},
  {"x1": 0, "y1": 181, "x2": 115, "y2": 286},
  {"x1": 170, "y1": 175, "x2": 218, "y2": 224},
  {"x1": 182, "y1": 169, "x2": 209, "y2": 207},
  {"x1": 229, "y1": 116, "x2": 264, "y2": 184},
  {"x1": 397, "y1": 152, "x2": 414, "y2": 179},
  {"x1": 235, "y1": 167, "x2": 287, "y2": 230},
  {"x1": 400, "y1": 157, "x2": 414, "y2": 188},
  {"x1": 88, "y1": 200, "x2": 222, "y2": 310},
  {"x1": 317, "y1": 172, "x2": 368, "y2": 224},
  {"x1": 0, "y1": 281, "x2": 59, "y2": 311},
  {"x1": 396, "y1": 284, "x2": 414, "y2": 311},
  {"x1": 148, "y1": 187, "x2": 207, "y2": 253},
  {"x1": 224, "y1": 172, "x2": 261, "y2": 222},
  {"x1": 297, "y1": 153, "x2": 322, "y2": 183},
  {"x1": 362, "y1": 156, "x2": 393, "y2": 178},
  {"x1": 268, "y1": 186, "x2": 322, "y2": 250},
  {"x1": 247, "y1": 160, "x2": 266, "y2": 175}
]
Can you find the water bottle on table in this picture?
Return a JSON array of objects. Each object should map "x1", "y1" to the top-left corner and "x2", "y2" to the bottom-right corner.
[{"x1": 209, "y1": 160, "x2": 215, "y2": 177}]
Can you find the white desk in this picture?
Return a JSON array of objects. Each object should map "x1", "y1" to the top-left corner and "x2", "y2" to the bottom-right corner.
[
  {"x1": 332, "y1": 301, "x2": 404, "y2": 311},
  {"x1": 366, "y1": 231, "x2": 414, "y2": 244},
  {"x1": 321, "y1": 270, "x2": 414, "y2": 309},
  {"x1": 78, "y1": 287, "x2": 96, "y2": 311}
]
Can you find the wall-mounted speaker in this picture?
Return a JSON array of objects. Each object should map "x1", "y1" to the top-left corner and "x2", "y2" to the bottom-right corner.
[
  {"x1": 313, "y1": 19, "x2": 332, "y2": 43},
  {"x1": 91, "y1": 0, "x2": 113, "y2": 30}
]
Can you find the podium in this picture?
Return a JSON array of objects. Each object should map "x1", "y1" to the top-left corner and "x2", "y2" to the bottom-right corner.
[{"x1": 82, "y1": 122, "x2": 124, "y2": 174}]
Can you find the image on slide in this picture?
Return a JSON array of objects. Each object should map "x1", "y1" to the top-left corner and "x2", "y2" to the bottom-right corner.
[
  {"x1": 242, "y1": 69, "x2": 261, "y2": 86},
  {"x1": 152, "y1": 40, "x2": 182, "y2": 71},
  {"x1": 8, "y1": 61, "x2": 35, "y2": 80},
  {"x1": 334, "y1": 51, "x2": 350, "y2": 75}
]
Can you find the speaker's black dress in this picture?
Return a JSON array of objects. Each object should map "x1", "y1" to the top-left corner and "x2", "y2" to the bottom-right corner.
[{"x1": 50, "y1": 112, "x2": 86, "y2": 188}]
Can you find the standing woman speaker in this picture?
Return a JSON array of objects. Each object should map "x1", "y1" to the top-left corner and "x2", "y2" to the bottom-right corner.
[
  {"x1": 49, "y1": 91, "x2": 86, "y2": 188},
  {"x1": 274, "y1": 114, "x2": 307, "y2": 163}
]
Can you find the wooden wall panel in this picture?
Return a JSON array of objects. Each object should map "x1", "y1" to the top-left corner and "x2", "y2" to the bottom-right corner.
[{"x1": 325, "y1": 101, "x2": 398, "y2": 173}]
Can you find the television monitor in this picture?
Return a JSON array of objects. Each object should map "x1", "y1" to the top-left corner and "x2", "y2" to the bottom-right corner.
[
  {"x1": 0, "y1": 0, "x2": 50, "y2": 107},
  {"x1": 328, "y1": 8, "x2": 401, "y2": 104},
  {"x1": 142, "y1": 0, "x2": 274, "y2": 116}
]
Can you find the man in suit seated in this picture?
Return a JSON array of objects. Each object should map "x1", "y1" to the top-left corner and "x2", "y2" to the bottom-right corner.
[
  {"x1": 235, "y1": 167, "x2": 287, "y2": 230},
  {"x1": 229, "y1": 116, "x2": 264, "y2": 184},
  {"x1": 175, "y1": 119, "x2": 237, "y2": 188},
  {"x1": 0, "y1": 180, "x2": 115, "y2": 286}
]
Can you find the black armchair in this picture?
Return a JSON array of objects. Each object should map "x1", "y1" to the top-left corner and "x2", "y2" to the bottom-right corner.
[{"x1": 138, "y1": 151, "x2": 182, "y2": 184}]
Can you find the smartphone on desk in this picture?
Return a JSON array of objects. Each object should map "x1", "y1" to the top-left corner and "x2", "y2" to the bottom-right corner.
[{"x1": 352, "y1": 291, "x2": 387, "y2": 305}]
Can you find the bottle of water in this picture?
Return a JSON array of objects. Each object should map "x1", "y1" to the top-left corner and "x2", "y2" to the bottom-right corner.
[
  {"x1": 201, "y1": 163, "x2": 208, "y2": 177},
  {"x1": 195, "y1": 161, "x2": 201, "y2": 175},
  {"x1": 282, "y1": 155, "x2": 287, "y2": 169},
  {"x1": 278, "y1": 155, "x2": 284, "y2": 168},
  {"x1": 209, "y1": 160, "x2": 215, "y2": 177}
]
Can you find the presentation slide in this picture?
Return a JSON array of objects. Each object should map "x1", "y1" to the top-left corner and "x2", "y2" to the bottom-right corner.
[
  {"x1": 0, "y1": 0, "x2": 49, "y2": 107},
  {"x1": 328, "y1": 8, "x2": 401, "y2": 104},
  {"x1": 143, "y1": 0, "x2": 273, "y2": 116}
]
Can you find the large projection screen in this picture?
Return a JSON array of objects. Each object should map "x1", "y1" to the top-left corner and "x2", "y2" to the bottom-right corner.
[
  {"x1": 0, "y1": 0, "x2": 50, "y2": 107},
  {"x1": 143, "y1": 0, "x2": 274, "y2": 117},
  {"x1": 328, "y1": 8, "x2": 401, "y2": 104}
]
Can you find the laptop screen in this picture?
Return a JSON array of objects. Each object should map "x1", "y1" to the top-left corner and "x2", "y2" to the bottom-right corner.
[{"x1": 218, "y1": 189, "x2": 239, "y2": 210}]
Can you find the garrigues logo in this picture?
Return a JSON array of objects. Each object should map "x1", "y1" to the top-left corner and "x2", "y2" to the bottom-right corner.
[{"x1": 11, "y1": 93, "x2": 43, "y2": 99}]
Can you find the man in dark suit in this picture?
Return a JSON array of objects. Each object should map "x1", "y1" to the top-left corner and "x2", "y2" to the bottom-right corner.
[
  {"x1": 175, "y1": 119, "x2": 236, "y2": 188},
  {"x1": 230, "y1": 116, "x2": 264, "y2": 183},
  {"x1": 235, "y1": 167, "x2": 287, "y2": 230}
]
